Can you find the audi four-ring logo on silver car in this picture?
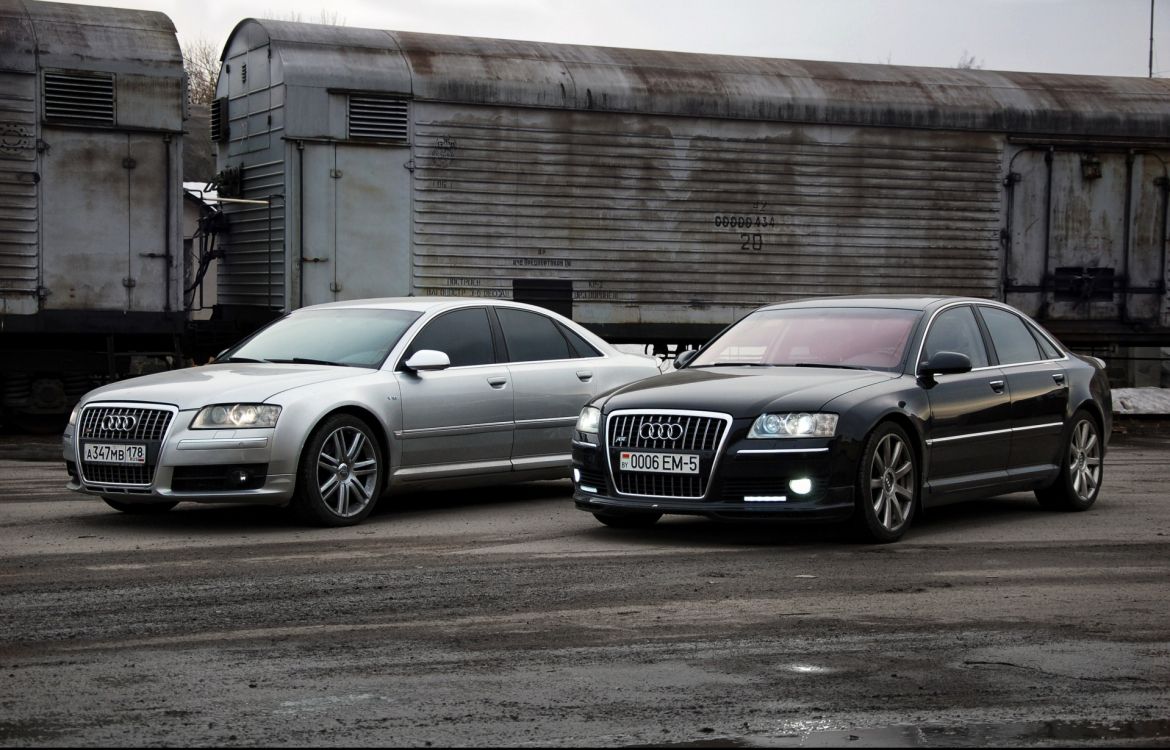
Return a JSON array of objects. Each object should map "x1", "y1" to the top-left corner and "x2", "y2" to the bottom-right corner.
[
  {"x1": 639, "y1": 422, "x2": 684, "y2": 441},
  {"x1": 102, "y1": 415, "x2": 138, "y2": 432}
]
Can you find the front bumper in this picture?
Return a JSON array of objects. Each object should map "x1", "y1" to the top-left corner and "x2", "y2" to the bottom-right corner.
[
  {"x1": 63, "y1": 407, "x2": 296, "y2": 505},
  {"x1": 571, "y1": 437, "x2": 856, "y2": 522}
]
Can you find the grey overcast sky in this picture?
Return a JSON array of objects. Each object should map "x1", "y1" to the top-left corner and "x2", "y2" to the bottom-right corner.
[{"x1": 63, "y1": 0, "x2": 1170, "y2": 77}]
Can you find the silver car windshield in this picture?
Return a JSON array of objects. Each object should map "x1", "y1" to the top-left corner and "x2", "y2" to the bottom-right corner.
[
  {"x1": 689, "y1": 307, "x2": 919, "y2": 372},
  {"x1": 223, "y1": 309, "x2": 423, "y2": 369}
]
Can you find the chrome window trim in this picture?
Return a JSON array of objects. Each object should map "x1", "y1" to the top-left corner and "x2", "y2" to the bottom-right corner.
[
  {"x1": 914, "y1": 300, "x2": 1069, "y2": 378},
  {"x1": 605, "y1": 409, "x2": 734, "y2": 501}
]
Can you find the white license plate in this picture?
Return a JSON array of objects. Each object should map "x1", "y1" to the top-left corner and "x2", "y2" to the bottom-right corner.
[
  {"x1": 83, "y1": 443, "x2": 146, "y2": 465},
  {"x1": 619, "y1": 451, "x2": 699, "y2": 474}
]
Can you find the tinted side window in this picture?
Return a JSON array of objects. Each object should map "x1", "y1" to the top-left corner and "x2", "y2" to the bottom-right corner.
[
  {"x1": 559, "y1": 324, "x2": 602, "y2": 358},
  {"x1": 923, "y1": 306, "x2": 989, "y2": 369},
  {"x1": 402, "y1": 308, "x2": 494, "y2": 367},
  {"x1": 1031, "y1": 326, "x2": 1063, "y2": 359},
  {"x1": 497, "y1": 308, "x2": 572, "y2": 362},
  {"x1": 980, "y1": 307, "x2": 1041, "y2": 365}
]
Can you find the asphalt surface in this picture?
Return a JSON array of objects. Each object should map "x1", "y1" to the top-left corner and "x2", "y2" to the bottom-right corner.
[{"x1": 0, "y1": 427, "x2": 1168, "y2": 747}]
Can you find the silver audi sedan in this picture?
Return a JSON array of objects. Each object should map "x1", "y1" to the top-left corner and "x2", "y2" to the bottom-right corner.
[{"x1": 62, "y1": 298, "x2": 660, "y2": 526}]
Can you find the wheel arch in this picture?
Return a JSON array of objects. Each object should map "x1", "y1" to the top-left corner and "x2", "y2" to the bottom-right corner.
[
  {"x1": 867, "y1": 411, "x2": 926, "y2": 511},
  {"x1": 295, "y1": 405, "x2": 392, "y2": 491}
]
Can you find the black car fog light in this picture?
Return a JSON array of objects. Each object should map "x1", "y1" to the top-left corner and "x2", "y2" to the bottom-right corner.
[{"x1": 789, "y1": 477, "x2": 813, "y2": 495}]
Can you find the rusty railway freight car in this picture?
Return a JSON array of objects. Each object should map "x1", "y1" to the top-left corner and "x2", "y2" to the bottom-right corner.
[
  {"x1": 0, "y1": 0, "x2": 187, "y2": 428},
  {"x1": 210, "y1": 19, "x2": 1170, "y2": 383}
]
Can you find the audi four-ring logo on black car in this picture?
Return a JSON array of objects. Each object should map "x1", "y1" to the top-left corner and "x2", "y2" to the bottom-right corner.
[
  {"x1": 639, "y1": 422, "x2": 684, "y2": 441},
  {"x1": 102, "y1": 415, "x2": 138, "y2": 432}
]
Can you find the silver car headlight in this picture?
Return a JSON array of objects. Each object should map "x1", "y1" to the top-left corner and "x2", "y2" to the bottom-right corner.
[
  {"x1": 68, "y1": 405, "x2": 79, "y2": 427},
  {"x1": 748, "y1": 412, "x2": 837, "y2": 439},
  {"x1": 576, "y1": 406, "x2": 601, "y2": 435},
  {"x1": 191, "y1": 404, "x2": 281, "y2": 430}
]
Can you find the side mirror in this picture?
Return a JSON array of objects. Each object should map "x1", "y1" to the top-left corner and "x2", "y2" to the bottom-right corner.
[
  {"x1": 403, "y1": 349, "x2": 451, "y2": 372},
  {"x1": 919, "y1": 351, "x2": 972, "y2": 379},
  {"x1": 674, "y1": 350, "x2": 698, "y2": 369}
]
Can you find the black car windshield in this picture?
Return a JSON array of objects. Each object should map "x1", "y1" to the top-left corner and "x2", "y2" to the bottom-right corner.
[
  {"x1": 222, "y1": 308, "x2": 422, "y2": 369},
  {"x1": 689, "y1": 307, "x2": 920, "y2": 372}
]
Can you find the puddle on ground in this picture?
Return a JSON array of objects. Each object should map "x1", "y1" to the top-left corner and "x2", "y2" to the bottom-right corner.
[{"x1": 637, "y1": 718, "x2": 1170, "y2": 747}]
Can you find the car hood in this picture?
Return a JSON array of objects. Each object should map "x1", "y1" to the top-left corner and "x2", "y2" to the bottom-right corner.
[
  {"x1": 599, "y1": 366, "x2": 894, "y2": 418},
  {"x1": 79, "y1": 364, "x2": 372, "y2": 411}
]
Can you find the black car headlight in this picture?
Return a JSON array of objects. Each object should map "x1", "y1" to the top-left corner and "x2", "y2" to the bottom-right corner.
[
  {"x1": 191, "y1": 404, "x2": 281, "y2": 429},
  {"x1": 748, "y1": 412, "x2": 837, "y2": 438},
  {"x1": 576, "y1": 406, "x2": 601, "y2": 440}
]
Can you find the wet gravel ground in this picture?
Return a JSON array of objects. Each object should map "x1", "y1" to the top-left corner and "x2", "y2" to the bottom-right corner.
[{"x1": 0, "y1": 429, "x2": 1168, "y2": 747}]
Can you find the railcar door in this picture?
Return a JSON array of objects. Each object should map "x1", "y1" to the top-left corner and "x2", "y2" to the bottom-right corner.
[{"x1": 299, "y1": 142, "x2": 411, "y2": 306}]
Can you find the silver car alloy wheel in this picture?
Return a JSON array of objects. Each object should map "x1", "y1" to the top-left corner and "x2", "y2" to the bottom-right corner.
[
  {"x1": 869, "y1": 433, "x2": 914, "y2": 532},
  {"x1": 1069, "y1": 418, "x2": 1101, "y2": 503},
  {"x1": 315, "y1": 426, "x2": 379, "y2": 518}
]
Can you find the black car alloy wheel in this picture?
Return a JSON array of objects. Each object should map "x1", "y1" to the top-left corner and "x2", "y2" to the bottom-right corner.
[
  {"x1": 1036, "y1": 409, "x2": 1102, "y2": 512},
  {"x1": 855, "y1": 422, "x2": 917, "y2": 543}
]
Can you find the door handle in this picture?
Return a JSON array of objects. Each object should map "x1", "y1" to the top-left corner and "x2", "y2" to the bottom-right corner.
[
  {"x1": 576, "y1": 370, "x2": 594, "y2": 382},
  {"x1": 1052, "y1": 372, "x2": 1066, "y2": 385},
  {"x1": 989, "y1": 380, "x2": 1005, "y2": 393},
  {"x1": 487, "y1": 377, "x2": 508, "y2": 389}
]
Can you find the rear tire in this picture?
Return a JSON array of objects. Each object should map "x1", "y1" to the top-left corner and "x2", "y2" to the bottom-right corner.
[
  {"x1": 593, "y1": 511, "x2": 662, "y2": 529},
  {"x1": 852, "y1": 422, "x2": 917, "y2": 543},
  {"x1": 292, "y1": 414, "x2": 384, "y2": 527},
  {"x1": 1035, "y1": 410, "x2": 1102, "y2": 512},
  {"x1": 102, "y1": 497, "x2": 178, "y2": 514}
]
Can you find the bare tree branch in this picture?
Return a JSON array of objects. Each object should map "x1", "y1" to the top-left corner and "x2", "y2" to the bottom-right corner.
[
  {"x1": 182, "y1": 37, "x2": 220, "y2": 106},
  {"x1": 956, "y1": 50, "x2": 984, "y2": 70}
]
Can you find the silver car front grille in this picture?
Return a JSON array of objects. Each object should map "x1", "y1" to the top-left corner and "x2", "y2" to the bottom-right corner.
[
  {"x1": 606, "y1": 411, "x2": 732, "y2": 500},
  {"x1": 78, "y1": 404, "x2": 175, "y2": 487}
]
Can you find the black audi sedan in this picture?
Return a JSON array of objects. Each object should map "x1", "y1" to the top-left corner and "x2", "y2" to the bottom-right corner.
[{"x1": 571, "y1": 297, "x2": 1111, "y2": 543}]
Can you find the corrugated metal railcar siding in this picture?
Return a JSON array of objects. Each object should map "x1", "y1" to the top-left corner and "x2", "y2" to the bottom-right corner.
[
  {"x1": 216, "y1": 44, "x2": 286, "y2": 309},
  {"x1": 411, "y1": 107, "x2": 1002, "y2": 327},
  {"x1": 0, "y1": 70, "x2": 38, "y2": 314}
]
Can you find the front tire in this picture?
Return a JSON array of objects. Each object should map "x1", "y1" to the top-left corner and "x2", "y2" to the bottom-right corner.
[
  {"x1": 1035, "y1": 410, "x2": 1102, "y2": 512},
  {"x1": 593, "y1": 511, "x2": 662, "y2": 529},
  {"x1": 292, "y1": 414, "x2": 384, "y2": 527},
  {"x1": 853, "y1": 422, "x2": 917, "y2": 543},
  {"x1": 102, "y1": 497, "x2": 178, "y2": 514}
]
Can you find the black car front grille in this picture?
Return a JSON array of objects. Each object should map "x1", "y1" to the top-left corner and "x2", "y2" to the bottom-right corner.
[
  {"x1": 78, "y1": 405, "x2": 174, "y2": 488},
  {"x1": 607, "y1": 412, "x2": 729, "y2": 500}
]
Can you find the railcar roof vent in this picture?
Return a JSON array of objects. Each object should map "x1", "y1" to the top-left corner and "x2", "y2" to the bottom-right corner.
[
  {"x1": 348, "y1": 95, "x2": 408, "y2": 144},
  {"x1": 43, "y1": 70, "x2": 115, "y2": 126}
]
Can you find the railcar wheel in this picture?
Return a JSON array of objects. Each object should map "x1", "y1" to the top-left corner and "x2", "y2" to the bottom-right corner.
[
  {"x1": 102, "y1": 497, "x2": 178, "y2": 514},
  {"x1": 292, "y1": 414, "x2": 383, "y2": 527},
  {"x1": 1036, "y1": 410, "x2": 1102, "y2": 512},
  {"x1": 853, "y1": 422, "x2": 917, "y2": 543},
  {"x1": 593, "y1": 511, "x2": 662, "y2": 529}
]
